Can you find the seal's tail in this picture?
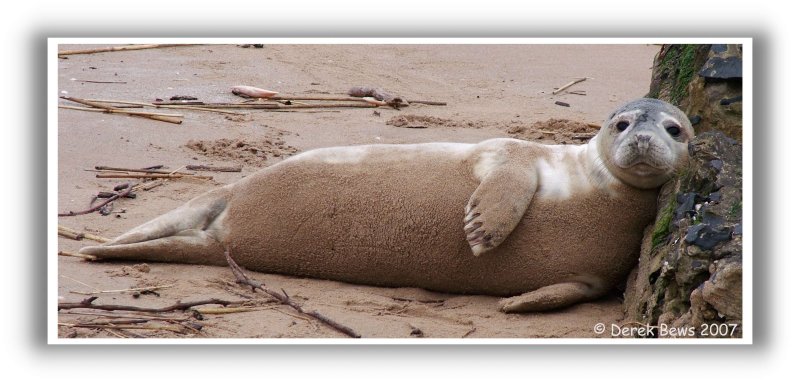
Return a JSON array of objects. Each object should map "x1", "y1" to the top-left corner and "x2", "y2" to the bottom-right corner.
[{"x1": 78, "y1": 188, "x2": 231, "y2": 266}]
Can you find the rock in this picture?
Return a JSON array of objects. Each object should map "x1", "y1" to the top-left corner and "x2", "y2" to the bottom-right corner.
[
  {"x1": 647, "y1": 44, "x2": 743, "y2": 141},
  {"x1": 699, "y1": 57, "x2": 743, "y2": 79},
  {"x1": 684, "y1": 224, "x2": 732, "y2": 251},
  {"x1": 624, "y1": 131, "x2": 742, "y2": 338}
]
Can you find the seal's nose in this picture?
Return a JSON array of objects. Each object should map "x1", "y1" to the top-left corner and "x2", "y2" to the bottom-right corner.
[{"x1": 635, "y1": 134, "x2": 651, "y2": 153}]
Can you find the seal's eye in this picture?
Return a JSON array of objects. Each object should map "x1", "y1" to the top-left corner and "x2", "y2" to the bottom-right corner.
[
  {"x1": 616, "y1": 121, "x2": 629, "y2": 131},
  {"x1": 666, "y1": 125, "x2": 681, "y2": 137}
]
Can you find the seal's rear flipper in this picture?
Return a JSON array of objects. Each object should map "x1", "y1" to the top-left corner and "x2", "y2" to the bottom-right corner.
[
  {"x1": 77, "y1": 188, "x2": 230, "y2": 266},
  {"x1": 497, "y1": 281, "x2": 605, "y2": 313}
]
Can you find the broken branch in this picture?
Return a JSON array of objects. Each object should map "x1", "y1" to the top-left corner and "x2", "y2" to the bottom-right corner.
[
  {"x1": 59, "y1": 105, "x2": 182, "y2": 118},
  {"x1": 58, "y1": 321, "x2": 187, "y2": 333},
  {"x1": 185, "y1": 164, "x2": 242, "y2": 172},
  {"x1": 58, "y1": 44, "x2": 191, "y2": 56},
  {"x1": 58, "y1": 296, "x2": 238, "y2": 313},
  {"x1": 94, "y1": 166, "x2": 194, "y2": 175},
  {"x1": 407, "y1": 100, "x2": 448, "y2": 106},
  {"x1": 224, "y1": 247, "x2": 361, "y2": 338},
  {"x1": 59, "y1": 182, "x2": 134, "y2": 217},
  {"x1": 71, "y1": 79, "x2": 128, "y2": 84},
  {"x1": 60, "y1": 96, "x2": 182, "y2": 124},
  {"x1": 95, "y1": 173, "x2": 213, "y2": 180},
  {"x1": 69, "y1": 284, "x2": 176, "y2": 296},
  {"x1": 552, "y1": 77, "x2": 588, "y2": 95},
  {"x1": 58, "y1": 251, "x2": 98, "y2": 261},
  {"x1": 58, "y1": 225, "x2": 111, "y2": 243}
]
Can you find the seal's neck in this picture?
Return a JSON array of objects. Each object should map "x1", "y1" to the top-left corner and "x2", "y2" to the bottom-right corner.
[{"x1": 583, "y1": 137, "x2": 623, "y2": 191}]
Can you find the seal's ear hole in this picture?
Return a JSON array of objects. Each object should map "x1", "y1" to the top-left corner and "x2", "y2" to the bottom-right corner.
[
  {"x1": 665, "y1": 125, "x2": 681, "y2": 137},
  {"x1": 616, "y1": 121, "x2": 629, "y2": 131}
]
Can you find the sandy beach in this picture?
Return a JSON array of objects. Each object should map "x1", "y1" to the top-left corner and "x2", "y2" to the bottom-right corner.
[{"x1": 56, "y1": 43, "x2": 659, "y2": 339}]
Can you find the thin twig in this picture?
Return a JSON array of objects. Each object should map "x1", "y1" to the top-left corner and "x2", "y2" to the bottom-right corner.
[
  {"x1": 84, "y1": 99, "x2": 153, "y2": 107},
  {"x1": 94, "y1": 166, "x2": 194, "y2": 175},
  {"x1": 271, "y1": 95, "x2": 373, "y2": 102},
  {"x1": 155, "y1": 105, "x2": 247, "y2": 115},
  {"x1": 407, "y1": 100, "x2": 447, "y2": 106},
  {"x1": 58, "y1": 251, "x2": 98, "y2": 261},
  {"x1": 58, "y1": 296, "x2": 239, "y2": 313},
  {"x1": 62, "y1": 105, "x2": 182, "y2": 117},
  {"x1": 96, "y1": 173, "x2": 213, "y2": 180},
  {"x1": 60, "y1": 96, "x2": 182, "y2": 124},
  {"x1": 58, "y1": 322, "x2": 187, "y2": 333},
  {"x1": 58, "y1": 182, "x2": 134, "y2": 217},
  {"x1": 552, "y1": 77, "x2": 588, "y2": 95},
  {"x1": 224, "y1": 247, "x2": 361, "y2": 338},
  {"x1": 103, "y1": 328, "x2": 130, "y2": 338},
  {"x1": 139, "y1": 180, "x2": 165, "y2": 191},
  {"x1": 71, "y1": 79, "x2": 128, "y2": 84},
  {"x1": 462, "y1": 327, "x2": 477, "y2": 338},
  {"x1": 70, "y1": 283, "x2": 176, "y2": 296},
  {"x1": 153, "y1": 101, "x2": 377, "y2": 110},
  {"x1": 58, "y1": 44, "x2": 192, "y2": 56},
  {"x1": 60, "y1": 275, "x2": 98, "y2": 291},
  {"x1": 185, "y1": 164, "x2": 242, "y2": 173},
  {"x1": 60, "y1": 311, "x2": 190, "y2": 322},
  {"x1": 59, "y1": 105, "x2": 181, "y2": 118},
  {"x1": 264, "y1": 110, "x2": 341, "y2": 113},
  {"x1": 58, "y1": 225, "x2": 111, "y2": 243},
  {"x1": 190, "y1": 307, "x2": 266, "y2": 315},
  {"x1": 85, "y1": 99, "x2": 251, "y2": 115}
]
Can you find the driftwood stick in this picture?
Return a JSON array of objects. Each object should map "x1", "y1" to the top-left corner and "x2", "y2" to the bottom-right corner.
[
  {"x1": 186, "y1": 164, "x2": 243, "y2": 172},
  {"x1": 58, "y1": 44, "x2": 191, "y2": 56},
  {"x1": 84, "y1": 99, "x2": 153, "y2": 107},
  {"x1": 60, "y1": 311, "x2": 190, "y2": 322},
  {"x1": 94, "y1": 166, "x2": 194, "y2": 175},
  {"x1": 96, "y1": 173, "x2": 213, "y2": 180},
  {"x1": 139, "y1": 180, "x2": 165, "y2": 191},
  {"x1": 86, "y1": 99, "x2": 248, "y2": 115},
  {"x1": 190, "y1": 307, "x2": 266, "y2": 315},
  {"x1": 154, "y1": 105, "x2": 247, "y2": 115},
  {"x1": 462, "y1": 327, "x2": 477, "y2": 338},
  {"x1": 153, "y1": 101, "x2": 377, "y2": 110},
  {"x1": 70, "y1": 284, "x2": 176, "y2": 296},
  {"x1": 224, "y1": 247, "x2": 361, "y2": 338},
  {"x1": 153, "y1": 102, "x2": 278, "y2": 108},
  {"x1": 58, "y1": 225, "x2": 110, "y2": 243},
  {"x1": 552, "y1": 77, "x2": 588, "y2": 95},
  {"x1": 60, "y1": 96, "x2": 182, "y2": 124},
  {"x1": 57, "y1": 227, "x2": 82, "y2": 241},
  {"x1": 59, "y1": 105, "x2": 182, "y2": 118},
  {"x1": 255, "y1": 110, "x2": 341, "y2": 114},
  {"x1": 71, "y1": 79, "x2": 128, "y2": 84},
  {"x1": 59, "y1": 182, "x2": 134, "y2": 217},
  {"x1": 272, "y1": 95, "x2": 372, "y2": 102},
  {"x1": 58, "y1": 322, "x2": 187, "y2": 333},
  {"x1": 58, "y1": 296, "x2": 237, "y2": 313},
  {"x1": 58, "y1": 251, "x2": 98, "y2": 261},
  {"x1": 277, "y1": 103, "x2": 378, "y2": 109},
  {"x1": 407, "y1": 100, "x2": 448, "y2": 106}
]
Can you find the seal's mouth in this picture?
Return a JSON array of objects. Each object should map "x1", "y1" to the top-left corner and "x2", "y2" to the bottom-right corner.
[{"x1": 622, "y1": 162, "x2": 668, "y2": 176}]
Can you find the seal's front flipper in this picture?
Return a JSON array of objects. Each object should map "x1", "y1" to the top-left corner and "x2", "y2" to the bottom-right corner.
[
  {"x1": 465, "y1": 156, "x2": 537, "y2": 256},
  {"x1": 77, "y1": 188, "x2": 230, "y2": 265},
  {"x1": 498, "y1": 282, "x2": 604, "y2": 313}
]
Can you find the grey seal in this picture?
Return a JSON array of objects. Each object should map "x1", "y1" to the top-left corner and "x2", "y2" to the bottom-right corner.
[{"x1": 79, "y1": 98, "x2": 694, "y2": 312}]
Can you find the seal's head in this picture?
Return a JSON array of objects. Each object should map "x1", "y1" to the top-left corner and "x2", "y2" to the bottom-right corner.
[{"x1": 596, "y1": 98, "x2": 695, "y2": 189}]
